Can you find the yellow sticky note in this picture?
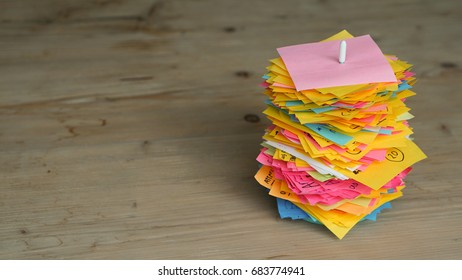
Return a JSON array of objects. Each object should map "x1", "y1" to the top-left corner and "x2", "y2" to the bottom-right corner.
[
  {"x1": 267, "y1": 64, "x2": 289, "y2": 77},
  {"x1": 295, "y1": 188, "x2": 403, "y2": 239},
  {"x1": 269, "y1": 180, "x2": 302, "y2": 203},
  {"x1": 317, "y1": 84, "x2": 371, "y2": 98},
  {"x1": 321, "y1": 29, "x2": 354, "y2": 42},
  {"x1": 337, "y1": 139, "x2": 427, "y2": 190},
  {"x1": 270, "y1": 57, "x2": 287, "y2": 70}
]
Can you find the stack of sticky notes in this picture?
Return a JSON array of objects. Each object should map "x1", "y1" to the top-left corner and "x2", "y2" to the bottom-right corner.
[{"x1": 254, "y1": 30, "x2": 426, "y2": 239}]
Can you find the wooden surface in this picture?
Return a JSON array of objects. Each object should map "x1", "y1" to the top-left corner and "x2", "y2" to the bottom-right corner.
[{"x1": 1, "y1": 0, "x2": 461, "y2": 259}]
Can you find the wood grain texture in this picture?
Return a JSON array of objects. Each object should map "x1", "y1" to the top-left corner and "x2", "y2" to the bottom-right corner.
[{"x1": 0, "y1": 0, "x2": 461, "y2": 259}]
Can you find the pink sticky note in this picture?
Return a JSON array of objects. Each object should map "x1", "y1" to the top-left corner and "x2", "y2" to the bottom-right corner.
[
  {"x1": 363, "y1": 149, "x2": 387, "y2": 161},
  {"x1": 272, "y1": 82, "x2": 295, "y2": 89},
  {"x1": 277, "y1": 35, "x2": 398, "y2": 90}
]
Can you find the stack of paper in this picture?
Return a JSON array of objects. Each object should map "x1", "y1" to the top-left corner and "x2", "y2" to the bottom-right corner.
[{"x1": 254, "y1": 30, "x2": 426, "y2": 239}]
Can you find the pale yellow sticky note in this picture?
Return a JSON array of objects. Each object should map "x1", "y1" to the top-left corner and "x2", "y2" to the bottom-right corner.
[
  {"x1": 396, "y1": 112, "x2": 414, "y2": 122},
  {"x1": 307, "y1": 170, "x2": 334, "y2": 182}
]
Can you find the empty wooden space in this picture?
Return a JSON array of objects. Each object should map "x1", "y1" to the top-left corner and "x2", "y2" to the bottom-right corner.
[{"x1": 0, "y1": 0, "x2": 461, "y2": 259}]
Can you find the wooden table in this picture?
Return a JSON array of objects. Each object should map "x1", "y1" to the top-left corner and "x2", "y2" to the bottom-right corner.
[{"x1": 1, "y1": 0, "x2": 461, "y2": 259}]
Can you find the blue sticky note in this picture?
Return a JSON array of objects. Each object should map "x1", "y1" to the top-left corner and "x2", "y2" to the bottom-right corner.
[
  {"x1": 397, "y1": 81, "x2": 412, "y2": 92},
  {"x1": 305, "y1": 123, "x2": 353, "y2": 146},
  {"x1": 277, "y1": 198, "x2": 392, "y2": 224},
  {"x1": 378, "y1": 128, "x2": 392, "y2": 135},
  {"x1": 285, "y1": 100, "x2": 304, "y2": 106},
  {"x1": 276, "y1": 198, "x2": 320, "y2": 224},
  {"x1": 311, "y1": 106, "x2": 335, "y2": 114},
  {"x1": 390, "y1": 81, "x2": 411, "y2": 96},
  {"x1": 264, "y1": 99, "x2": 273, "y2": 106},
  {"x1": 362, "y1": 202, "x2": 392, "y2": 221}
]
